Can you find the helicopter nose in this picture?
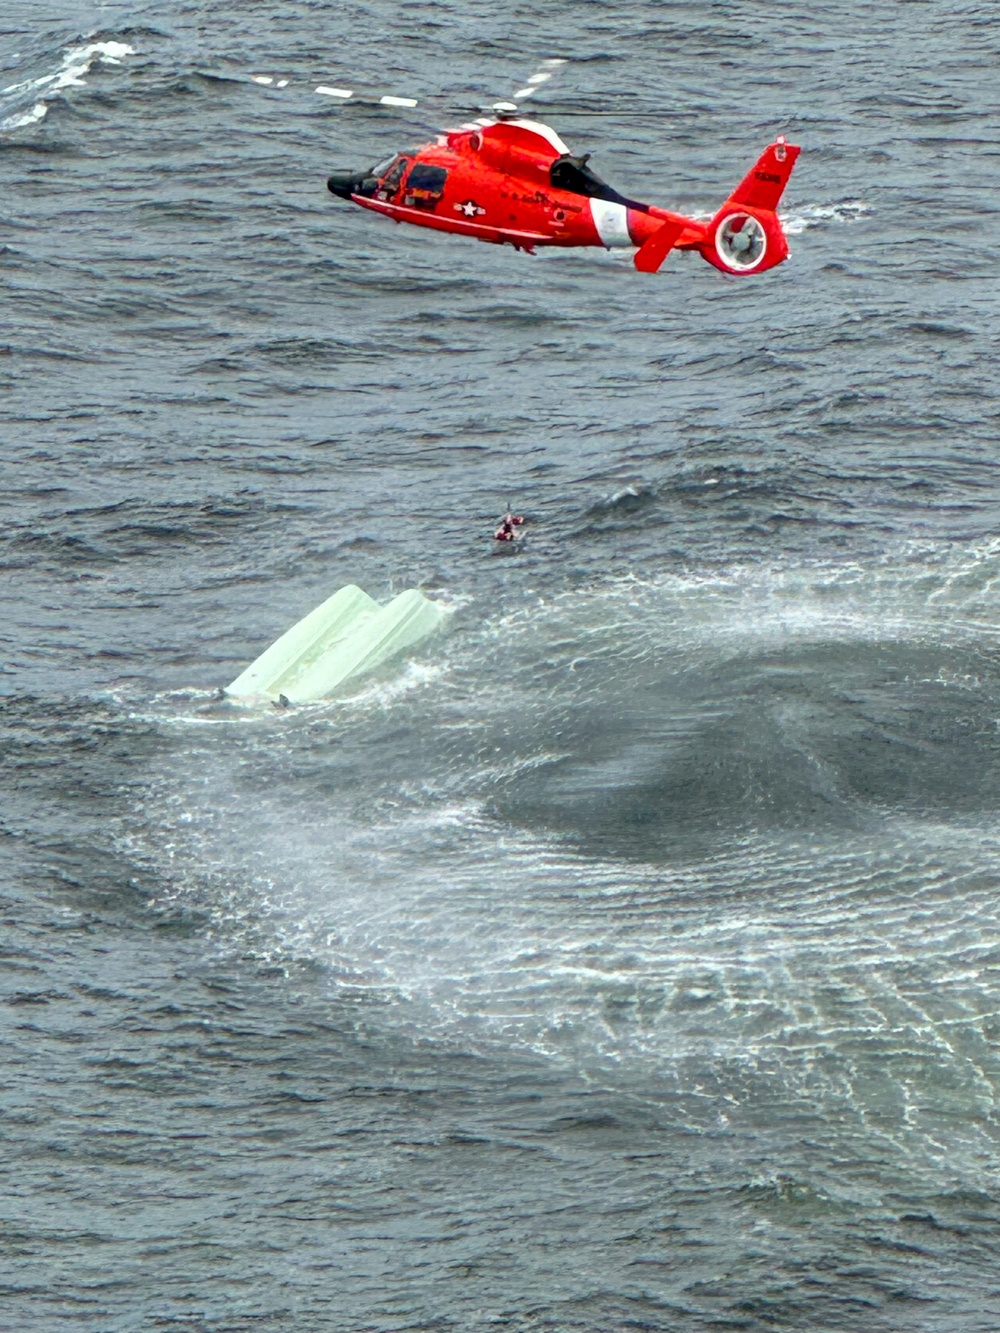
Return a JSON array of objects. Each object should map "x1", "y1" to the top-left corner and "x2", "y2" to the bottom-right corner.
[{"x1": 327, "y1": 170, "x2": 363, "y2": 200}]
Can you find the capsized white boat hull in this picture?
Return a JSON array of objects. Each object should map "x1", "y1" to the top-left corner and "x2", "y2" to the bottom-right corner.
[{"x1": 225, "y1": 584, "x2": 447, "y2": 703}]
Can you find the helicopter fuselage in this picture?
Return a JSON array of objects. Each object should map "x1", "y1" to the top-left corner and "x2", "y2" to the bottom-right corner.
[{"x1": 327, "y1": 118, "x2": 800, "y2": 275}]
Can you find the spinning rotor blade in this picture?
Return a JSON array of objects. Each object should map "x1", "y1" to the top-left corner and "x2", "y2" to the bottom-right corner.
[
  {"x1": 480, "y1": 57, "x2": 567, "y2": 119},
  {"x1": 509, "y1": 56, "x2": 567, "y2": 105},
  {"x1": 230, "y1": 58, "x2": 654, "y2": 130},
  {"x1": 228, "y1": 57, "x2": 688, "y2": 140},
  {"x1": 247, "y1": 71, "x2": 421, "y2": 110},
  {"x1": 225, "y1": 67, "x2": 443, "y2": 134},
  {"x1": 470, "y1": 61, "x2": 691, "y2": 124}
]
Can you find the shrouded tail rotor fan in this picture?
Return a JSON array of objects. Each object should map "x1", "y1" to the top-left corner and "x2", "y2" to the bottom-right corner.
[{"x1": 716, "y1": 213, "x2": 767, "y2": 270}]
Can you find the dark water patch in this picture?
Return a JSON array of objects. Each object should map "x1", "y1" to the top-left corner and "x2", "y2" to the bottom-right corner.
[
  {"x1": 0, "y1": 494, "x2": 310, "y2": 573},
  {"x1": 1, "y1": 341, "x2": 102, "y2": 364},
  {"x1": 491, "y1": 636, "x2": 1000, "y2": 862},
  {"x1": 904, "y1": 320, "x2": 978, "y2": 340}
]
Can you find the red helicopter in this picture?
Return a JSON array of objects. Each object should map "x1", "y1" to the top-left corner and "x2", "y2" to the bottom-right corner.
[{"x1": 252, "y1": 60, "x2": 800, "y2": 275}]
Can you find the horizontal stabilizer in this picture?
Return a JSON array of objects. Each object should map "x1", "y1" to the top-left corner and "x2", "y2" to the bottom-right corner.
[
  {"x1": 633, "y1": 218, "x2": 684, "y2": 273},
  {"x1": 226, "y1": 585, "x2": 448, "y2": 703}
]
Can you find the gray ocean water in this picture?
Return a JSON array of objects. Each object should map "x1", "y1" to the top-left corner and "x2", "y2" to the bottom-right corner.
[{"x1": 4, "y1": 2, "x2": 1000, "y2": 1329}]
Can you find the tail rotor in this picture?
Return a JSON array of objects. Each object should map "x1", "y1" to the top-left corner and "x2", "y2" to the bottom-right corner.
[{"x1": 716, "y1": 213, "x2": 768, "y2": 270}]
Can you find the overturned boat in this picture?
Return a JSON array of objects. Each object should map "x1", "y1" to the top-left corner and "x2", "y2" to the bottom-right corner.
[{"x1": 225, "y1": 584, "x2": 447, "y2": 704}]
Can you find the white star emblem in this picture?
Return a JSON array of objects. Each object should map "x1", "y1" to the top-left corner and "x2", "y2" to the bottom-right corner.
[{"x1": 456, "y1": 199, "x2": 485, "y2": 218}]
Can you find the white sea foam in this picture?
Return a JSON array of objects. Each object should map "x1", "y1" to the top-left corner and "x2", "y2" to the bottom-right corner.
[
  {"x1": 782, "y1": 200, "x2": 873, "y2": 235},
  {"x1": 0, "y1": 40, "x2": 134, "y2": 132},
  {"x1": 0, "y1": 102, "x2": 47, "y2": 130},
  {"x1": 119, "y1": 538, "x2": 1000, "y2": 1177}
]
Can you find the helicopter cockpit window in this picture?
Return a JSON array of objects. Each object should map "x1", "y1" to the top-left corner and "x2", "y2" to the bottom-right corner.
[
  {"x1": 549, "y1": 153, "x2": 622, "y2": 203},
  {"x1": 403, "y1": 163, "x2": 449, "y2": 209},
  {"x1": 376, "y1": 155, "x2": 410, "y2": 197}
]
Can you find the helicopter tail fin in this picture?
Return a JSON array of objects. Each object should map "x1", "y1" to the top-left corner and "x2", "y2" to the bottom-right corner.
[
  {"x1": 727, "y1": 137, "x2": 800, "y2": 213},
  {"x1": 700, "y1": 136, "x2": 800, "y2": 276}
]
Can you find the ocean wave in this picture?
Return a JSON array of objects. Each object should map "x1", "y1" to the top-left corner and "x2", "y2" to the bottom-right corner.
[
  {"x1": 782, "y1": 200, "x2": 874, "y2": 235},
  {"x1": 0, "y1": 40, "x2": 134, "y2": 133}
]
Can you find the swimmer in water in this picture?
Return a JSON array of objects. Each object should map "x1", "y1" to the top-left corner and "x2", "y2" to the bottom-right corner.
[{"x1": 493, "y1": 511, "x2": 525, "y2": 542}]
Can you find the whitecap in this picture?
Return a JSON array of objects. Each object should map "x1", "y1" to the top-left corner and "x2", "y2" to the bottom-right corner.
[
  {"x1": 0, "y1": 39, "x2": 134, "y2": 133},
  {"x1": 782, "y1": 200, "x2": 874, "y2": 235},
  {"x1": 0, "y1": 101, "x2": 47, "y2": 131}
]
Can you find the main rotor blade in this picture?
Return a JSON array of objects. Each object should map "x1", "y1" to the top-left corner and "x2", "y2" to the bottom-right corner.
[
  {"x1": 509, "y1": 56, "x2": 567, "y2": 103},
  {"x1": 248, "y1": 72, "x2": 422, "y2": 110},
  {"x1": 209, "y1": 60, "x2": 691, "y2": 138},
  {"x1": 312, "y1": 84, "x2": 418, "y2": 109},
  {"x1": 193, "y1": 68, "x2": 444, "y2": 140}
]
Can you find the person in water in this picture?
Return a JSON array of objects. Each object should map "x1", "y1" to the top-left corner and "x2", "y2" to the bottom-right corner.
[{"x1": 494, "y1": 511, "x2": 525, "y2": 542}]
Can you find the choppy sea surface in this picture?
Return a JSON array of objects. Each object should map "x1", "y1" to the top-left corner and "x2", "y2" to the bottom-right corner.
[{"x1": 4, "y1": 2, "x2": 1000, "y2": 1329}]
